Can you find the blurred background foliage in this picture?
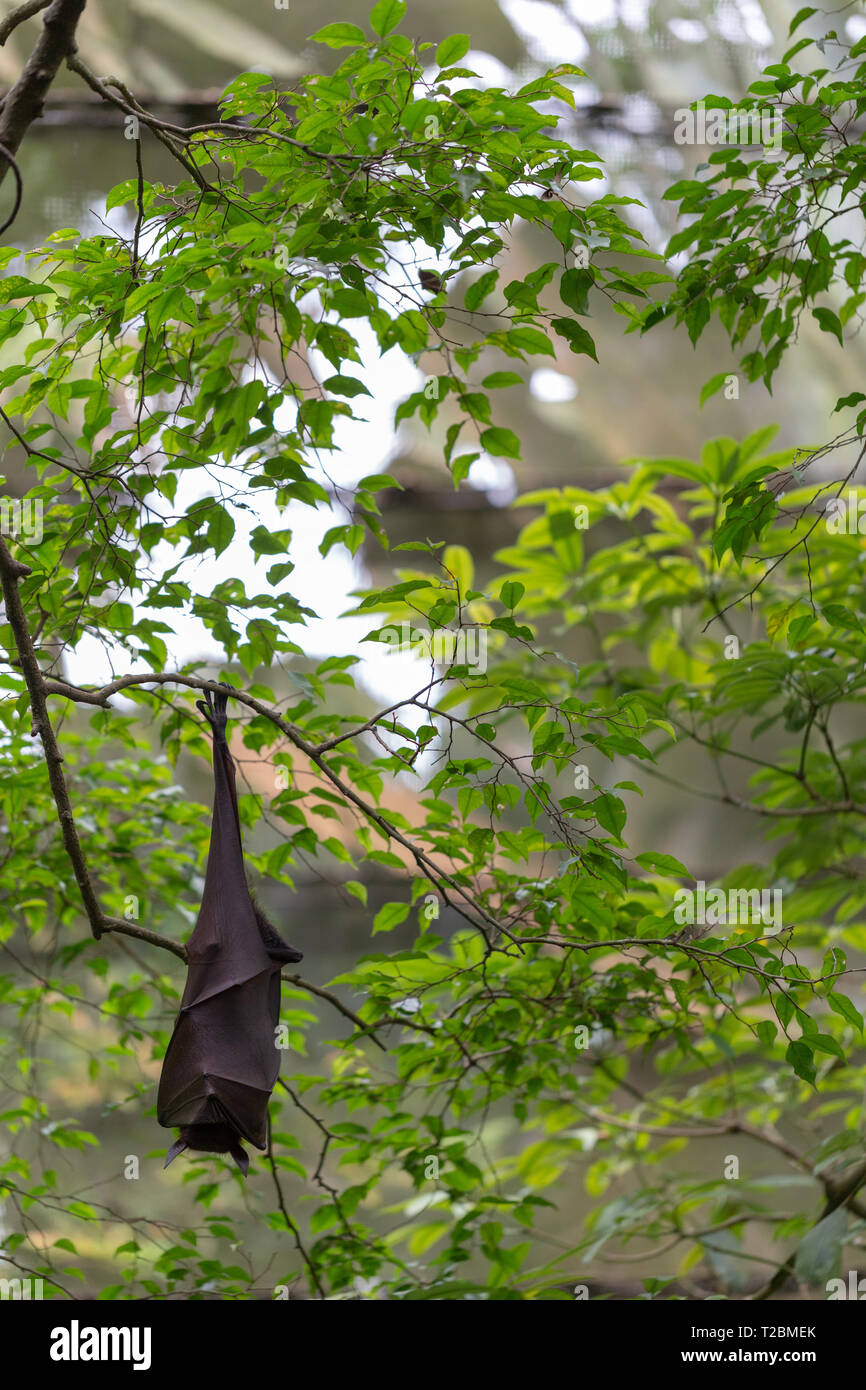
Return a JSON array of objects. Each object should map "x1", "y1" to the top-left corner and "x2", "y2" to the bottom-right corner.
[
  {"x1": 2, "y1": 0, "x2": 855, "y2": 856},
  {"x1": 2, "y1": 0, "x2": 856, "y2": 488},
  {"x1": 1, "y1": 0, "x2": 863, "y2": 1297}
]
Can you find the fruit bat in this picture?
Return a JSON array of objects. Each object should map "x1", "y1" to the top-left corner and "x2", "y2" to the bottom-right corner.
[{"x1": 158, "y1": 686, "x2": 302, "y2": 1176}]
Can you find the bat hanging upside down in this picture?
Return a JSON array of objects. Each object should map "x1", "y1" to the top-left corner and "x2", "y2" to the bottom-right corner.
[{"x1": 158, "y1": 686, "x2": 303, "y2": 1176}]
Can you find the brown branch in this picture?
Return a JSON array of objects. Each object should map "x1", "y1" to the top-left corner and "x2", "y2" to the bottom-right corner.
[
  {"x1": 753, "y1": 1157, "x2": 866, "y2": 1300},
  {"x1": 41, "y1": 671, "x2": 517, "y2": 949},
  {"x1": 11, "y1": 664, "x2": 863, "y2": 994},
  {"x1": 65, "y1": 54, "x2": 211, "y2": 191},
  {"x1": 0, "y1": 628, "x2": 400, "y2": 1035},
  {"x1": 283, "y1": 973, "x2": 387, "y2": 1053},
  {"x1": 0, "y1": 0, "x2": 50, "y2": 46},
  {"x1": 0, "y1": 534, "x2": 106, "y2": 940},
  {"x1": 266, "y1": 1132, "x2": 324, "y2": 1300},
  {"x1": 0, "y1": 140, "x2": 22, "y2": 234},
  {"x1": 719, "y1": 793, "x2": 866, "y2": 819},
  {"x1": 100, "y1": 915, "x2": 186, "y2": 962},
  {"x1": 0, "y1": 0, "x2": 86, "y2": 188}
]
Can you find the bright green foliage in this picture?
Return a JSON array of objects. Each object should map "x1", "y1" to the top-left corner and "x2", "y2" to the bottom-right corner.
[
  {"x1": 636, "y1": 11, "x2": 866, "y2": 417},
  {"x1": 0, "y1": 9, "x2": 864, "y2": 1302}
]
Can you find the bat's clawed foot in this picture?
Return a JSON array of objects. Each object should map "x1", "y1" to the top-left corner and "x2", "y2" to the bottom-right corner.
[
  {"x1": 165, "y1": 1123, "x2": 252, "y2": 1178},
  {"x1": 163, "y1": 1136, "x2": 188, "y2": 1168},
  {"x1": 230, "y1": 1144, "x2": 250, "y2": 1178},
  {"x1": 196, "y1": 683, "x2": 236, "y2": 740}
]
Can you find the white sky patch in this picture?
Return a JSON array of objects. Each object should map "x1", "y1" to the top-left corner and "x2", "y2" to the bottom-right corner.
[
  {"x1": 618, "y1": 0, "x2": 651, "y2": 33},
  {"x1": 467, "y1": 455, "x2": 517, "y2": 504},
  {"x1": 573, "y1": 80, "x2": 603, "y2": 108},
  {"x1": 622, "y1": 93, "x2": 662, "y2": 135},
  {"x1": 567, "y1": 0, "x2": 618, "y2": 28},
  {"x1": 616, "y1": 174, "x2": 667, "y2": 254},
  {"x1": 846, "y1": 15, "x2": 866, "y2": 41},
  {"x1": 715, "y1": 5, "x2": 746, "y2": 45},
  {"x1": 447, "y1": 50, "x2": 515, "y2": 91},
  {"x1": 499, "y1": 0, "x2": 589, "y2": 63},
  {"x1": 61, "y1": 267, "x2": 435, "y2": 705},
  {"x1": 60, "y1": 209, "x2": 505, "y2": 711},
  {"x1": 737, "y1": 0, "x2": 773, "y2": 48},
  {"x1": 716, "y1": 0, "x2": 772, "y2": 48},
  {"x1": 530, "y1": 368, "x2": 578, "y2": 402},
  {"x1": 667, "y1": 18, "x2": 708, "y2": 44},
  {"x1": 658, "y1": 144, "x2": 686, "y2": 176}
]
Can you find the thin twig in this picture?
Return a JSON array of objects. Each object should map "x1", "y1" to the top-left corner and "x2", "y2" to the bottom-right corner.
[
  {"x1": 0, "y1": 0, "x2": 50, "y2": 46},
  {"x1": 0, "y1": 0, "x2": 86, "y2": 188},
  {"x1": 0, "y1": 139, "x2": 22, "y2": 234}
]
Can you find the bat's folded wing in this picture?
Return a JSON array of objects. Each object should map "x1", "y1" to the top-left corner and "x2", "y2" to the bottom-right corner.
[
  {"x1": 157, "y1": 1073, "x2": 273, "y2": 1150},
  {"x1": 157, "y1": 971, "x2": 281, "y2": 1150}
]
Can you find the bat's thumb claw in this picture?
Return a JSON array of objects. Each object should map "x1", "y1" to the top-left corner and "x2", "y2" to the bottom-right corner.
[{"x1": 164, "y1": 1137, "x2": 188, "y2": 1169}]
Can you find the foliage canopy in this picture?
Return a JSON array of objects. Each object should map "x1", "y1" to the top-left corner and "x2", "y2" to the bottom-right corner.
[{"x1": 1, "y1": 4, "x2": 865, "y2": 1301}]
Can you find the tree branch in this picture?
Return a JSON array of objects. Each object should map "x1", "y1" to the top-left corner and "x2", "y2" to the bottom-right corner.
[
  {"x1": 0, "y1": 0, "x2": 86, "y2": 188},
  {"x1": 0, "y1": 588, "x2": 400, "y2": 1043},
  {"x1": 0, "y1": 534, "x2": 106, "y2": 940},
  {"x1": 100, "y1": 915, "x2": 186, "y2": 961},
  {"x1": 0, "y1": 141, "x2": 22, "y2": 234},
  {"x1": 284, "y1": 972, "x2": 387, "y2": 1053},
  {"x1": 41, "y1": 670, "x2": 517, "y2": 949},
  {"x1": 0, "y1": 1, "x2": 50, "y2": 47},
  {"x1": 753, "y1": 1157, "x2": 866, "y2": 1300},
  {"x1": 65, "y1": 54, "x2": 212, "y2": 191}
]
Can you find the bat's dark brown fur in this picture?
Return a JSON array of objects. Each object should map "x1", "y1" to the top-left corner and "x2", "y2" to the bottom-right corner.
[{"x1": 158, "y1": 687, "x2": 302, "y2": 1176}]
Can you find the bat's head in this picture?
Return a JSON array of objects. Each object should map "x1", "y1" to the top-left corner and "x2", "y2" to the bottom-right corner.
[{"x1": 166, "y1": 1123, "x2": 251, "y2": 1178}]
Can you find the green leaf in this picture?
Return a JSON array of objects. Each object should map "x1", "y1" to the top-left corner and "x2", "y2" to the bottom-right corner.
[
  {"x1": 595, "y1": 793, "x2": 626, "y2": 839},
  {"x1": 699, "y1": 372, "x2": 730, "y2": 407},
  {"x1": 358, "y1": 473, "x2": 403, "y2": 491},
  {"x1": 465, "y1": 270, "x2": 498, "y2": 312},
  {"x1": 786, "y1": 1039, "x2": 816, "y2": 1085},
  {"x1": 266, "y1": 561, "x2": 295, "y2": 586},
  {"x1": 331, "y1": 289, "x2": 371, "y2": 318},
  {"x1": 408, "y1": 1222, "x2": 450, "y2": 1255},
  {"x1": 551, "y1": 318, "x2": 598, "y2": 360},
  {"x1": 443, "y1": 543, "x2": 474, "y2": 594},
  {"x1": 833, "y1": 392, "x2": 866, "y2": 414},
  {"x1": 311, "y1": 22, "x2": 366, "y2": 47},
  {"x1": 635, "y1": 851, "x2": 690, "y2": 878},
  {"x1": 813, "y1": 307, "x2": 843, "y2": 346},
  {"x1": 788, "y1": 6, "x2": 816, "y2": 34},
  {"x1": 793, "y1": 1209, "x2": 846, "y2": 1284},
  {"x1": 822, "y1": 604, "x2": 863, "y2": 632},
  {"x1": 208, "y1": 507, "x2": 235, "y2": 557},
  {"x1": 106, "y1": 180, "x2": 139, "y2": 212},
  {"x1": 323, "y1": 375, "x2": 371, "y2": 398},
  {"x1": 559, "y1": 268, "x2": 592, "y2": 316},
  {"x1": 370, "y1": 0, "x2": 406, "y2": 37},
  {"x1": 480, "y1": 426, "x2": 521, "y2": 459},
  {"x1": 373, "y1": 901, "x2": 410, "y2": 934},
  {"x1": 436, "y1": 33, "x2": 470, "y2": 67},
  {"x1": 482, "y1": 372, "x2": 523, "y2": 389},
  {"x1": 309, "y1": 1205, "x2": 340, "y2": 1233},
  {"x1": 827, "y1": 992, "x2": 863, "y2": 1032},
  {"x1": 500, "y1": 580, "x2": 524, "y2": 610}
]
